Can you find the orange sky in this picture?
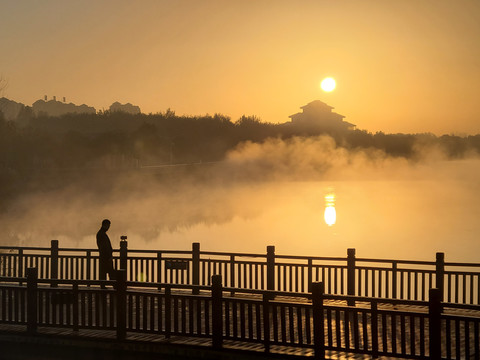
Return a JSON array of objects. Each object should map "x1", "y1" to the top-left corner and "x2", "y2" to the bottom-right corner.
[{"x1": 1, "y1": 0, "x2": 479, "y2": 135}]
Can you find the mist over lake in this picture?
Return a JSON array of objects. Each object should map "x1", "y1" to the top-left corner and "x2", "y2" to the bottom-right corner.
[{"x1": 2, "y1": 136, "x2": 478, "y2": 263}]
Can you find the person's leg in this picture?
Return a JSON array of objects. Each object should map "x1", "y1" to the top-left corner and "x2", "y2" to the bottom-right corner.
[{"x1": 107, "y1": 258, "x2": 116, "y2": 280}]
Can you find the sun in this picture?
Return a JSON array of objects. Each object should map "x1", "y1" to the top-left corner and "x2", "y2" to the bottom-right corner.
[{"x1": 321, "y1": 77, "x2": 336, "y2": 92}]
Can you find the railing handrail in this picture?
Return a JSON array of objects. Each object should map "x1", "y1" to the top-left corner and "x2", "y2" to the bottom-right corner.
[{"x1": 3, "y1": 244, "x2": 480, "y2": 268}]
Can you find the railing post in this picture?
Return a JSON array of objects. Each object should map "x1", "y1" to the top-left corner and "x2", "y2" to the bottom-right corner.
[
  {"x1": 435, "y1": 252, "x2": 445, "y2": 302},
  {"x1": 192, "y1": 242, "x2": 200, "y2": 295},
  {"x1": 165, "y1": 285, "x2": 171, "y2": 338},
  {"x1": 73, "y1": 282, "x2": 79, "y2": 331},
  {"x1": 18, "y1": 248, "x2": 24, "y2": 285},
  {"x1": 116, "y1": 269, "x2": 127, "y2": 341},
  {"x1": 26, "y1": 267, "x2": 38, "y2": 334},
  {"x1": 312, "y1": 282, "x2": 325, "y2": 360},
  {"x1": 51, "y1": 240, "x2": 59, "y2": 287},
  {"x1": 347, "y1": 248, "x2": 356, "y2": 306},
  {"x1": 371, "y1": 300, "x2": 379, "y2": 358},
  {"x1": 262, "y1": 293, "x2": 271, "y2": 353},
  {"x1": 230, "y1": 255, "x2": 235, "y2": 296},
  {"x1": 211, "y1": 274, "x2": 223, "y2": 349},
  {"x1": 391, "y1": 261, "x2": 398, "y2": 299},
  {"x1": 266, "y1": 245, "x2": 275, "y2": 293},
  {"x1": 119, "y1": 239, "x2": 128, "y2": 271},
  {"x1": 86, "y1": 250, "x2": 91, "y2": 286},
  {"x1": 18, "y1": 248, "x2": 23, "y2": 278},
  {"x1": 429, "y1": 288, "x2": 442, "y2": 360},
  {"x1": 157, "y1": 251, "x2": 162, "y2": 290}
]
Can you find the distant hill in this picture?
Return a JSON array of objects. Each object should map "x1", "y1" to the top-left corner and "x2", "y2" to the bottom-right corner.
[{"x1": 32, "y1": 99, "x2": 96, "y2": 117}]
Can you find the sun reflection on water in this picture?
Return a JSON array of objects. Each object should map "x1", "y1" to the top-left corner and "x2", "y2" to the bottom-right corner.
[{"x1": 324, "y1": 193, "x2": 336, "y2": 226}]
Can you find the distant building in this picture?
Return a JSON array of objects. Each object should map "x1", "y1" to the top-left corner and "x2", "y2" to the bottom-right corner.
[
  {"x1": 0, "y1": 97, "x2": 25, "y2": 121},
  {"x1": 289, "y1": 100, "x2": 355, "y2": 132},
  {"x1": 32, "y1": 98, "x2": 96, "y2": 117},
  {"x1": 109, "y1": 101, "x2": 141, "y2": 114}
]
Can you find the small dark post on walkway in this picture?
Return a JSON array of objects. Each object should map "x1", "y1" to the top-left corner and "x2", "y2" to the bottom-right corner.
[
  {"x1": 311, "y1": 282, "x2": 325, "y2": 360},
  {"x1": 212, "y1": 275, "x2": 223, "y2": 349},
  {"x1": 192, "y1": 242, "x2": 200, "y2": 295},
  {"x1": 26, "y1": 267, "x2": 38, "y2": 334},
  {"x1": 429, "y1": 288, "x2": 442, "y2": 360},
  {"x1": 347, "y1": 248, "x2": 356, "y2": 306},
  {"x1": 435, "y1": 252, "x2": 445, "y2": 302},
  {"x1": 116, "y1": 269, "x2": 127, "y2": 341},
  {"x1": 51, "y1": 239, "x2": 59, "y2": 287},
  {"x1": 119, "y1": 239, "x2": 128, "y2": 271},
  {"x1": 266, "y1": 246, "x2": 275, "y2": 294}
]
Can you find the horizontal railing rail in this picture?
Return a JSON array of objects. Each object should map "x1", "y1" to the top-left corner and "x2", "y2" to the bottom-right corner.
[
  {"x1": 1, "y1": 269, "x2": 480, "y2": 360},
  {"x1": 2, "y1": 241, "x2": 480, "y2": 306}
]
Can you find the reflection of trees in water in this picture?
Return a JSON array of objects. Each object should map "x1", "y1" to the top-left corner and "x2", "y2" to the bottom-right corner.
[{"x1": 0, "y1": 170, "x2": 265, "y2": 246}]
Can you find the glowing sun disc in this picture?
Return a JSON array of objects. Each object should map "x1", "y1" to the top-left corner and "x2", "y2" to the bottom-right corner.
[{"x1": 321, "y1": 77, "x2": 336, "y2": 92}]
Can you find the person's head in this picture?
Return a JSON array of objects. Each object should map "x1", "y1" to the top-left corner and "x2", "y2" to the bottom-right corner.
[{"x1": 101, "y1": 219, "x2": 111, "y2": 231}]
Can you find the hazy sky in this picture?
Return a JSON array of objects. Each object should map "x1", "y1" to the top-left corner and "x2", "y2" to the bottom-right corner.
[{"x1": 1, "y1": 0, "x2": 479, "y2": 134}]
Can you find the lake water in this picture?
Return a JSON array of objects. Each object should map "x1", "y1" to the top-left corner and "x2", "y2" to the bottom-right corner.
[
  {"x1": 3, "y1": 158, "x2": 480, "y2": 264},
  {"x1": 142, "y1": 178, "x2": 480, "y2": 263}
]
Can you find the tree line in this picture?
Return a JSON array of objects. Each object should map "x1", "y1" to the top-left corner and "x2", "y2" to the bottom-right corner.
[{"x1": 1, "y1": 109, "x2": 479, "y2": 207}]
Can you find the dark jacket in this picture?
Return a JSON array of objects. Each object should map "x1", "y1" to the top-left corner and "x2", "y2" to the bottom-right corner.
[{"x1": 96, "y1": 229, "x2": 113, "y2": 259}]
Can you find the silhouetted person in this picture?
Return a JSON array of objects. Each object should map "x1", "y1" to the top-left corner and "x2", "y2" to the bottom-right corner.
[{"x1": 96, "y1": 219, "x2": 115, "y2": 288}]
